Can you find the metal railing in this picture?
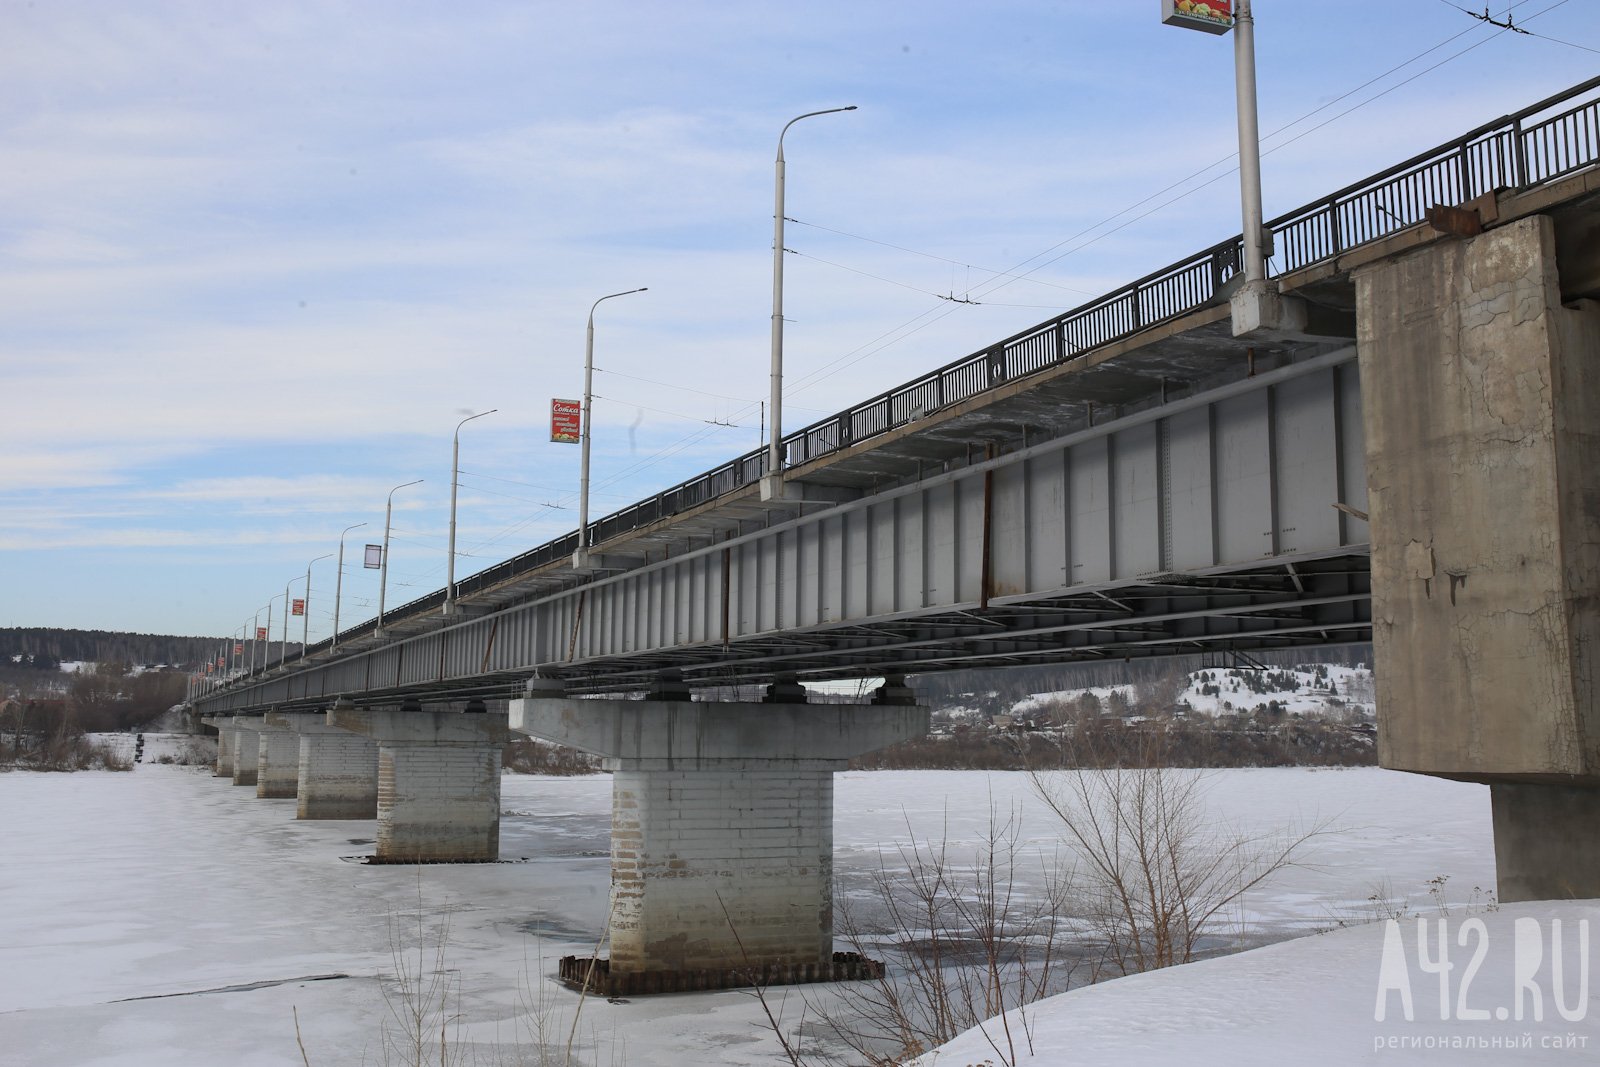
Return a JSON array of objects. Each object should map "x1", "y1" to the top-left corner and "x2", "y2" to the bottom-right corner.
[{"x1": 257, "y1": 75, "x2": 1600, "y2": 679}]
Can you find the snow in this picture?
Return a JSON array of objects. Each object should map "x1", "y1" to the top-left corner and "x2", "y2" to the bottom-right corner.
[
  {"x1": 1009, "y1": 663, "x2": 1377, "y2": 721},
  {"x1": 914, "y1": 899, "x2": 1600, "y2": 1066},
  {"x1": 0, "y1": 763, "x2": 1587, "y2": 1065}
]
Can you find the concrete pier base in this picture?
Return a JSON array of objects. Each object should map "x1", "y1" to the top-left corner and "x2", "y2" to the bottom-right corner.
[
  {"x1": 201, "y1": 716, "x2": 234, "y2": 778},
  {"x1": 230, "y1": 717, "x2": 263, "y2": 787},
  {"x1": 1357, "y1": 214, "x2": 1600, "y2": 901},
  {"x1": 1491, "y1": 784, "x2": 1600, "y2": 902},
  {"x1": 255, "y1": 718, "x2": 300, "y2": 799},
  {"x1": 266, "y1": 708, "x2": 379, "y2": 820},
  {"x1": 510, "y1": 691, "x2": 926, "y2": 978},
  {"x1": 329, "y1": 704, "x2": 507, "y2": 862}
]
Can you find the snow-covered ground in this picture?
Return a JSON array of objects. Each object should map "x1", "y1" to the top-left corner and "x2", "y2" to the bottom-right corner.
[
  {"x1": 1010, "y1": 663, "x2": 1376, "y2": 721},
  {"x1": 916, "y1": 898, "x2": 1600, "y2": 1066},
  {"x1": 0, "y1": 763, "x2": 1590, "y2": 1065}
]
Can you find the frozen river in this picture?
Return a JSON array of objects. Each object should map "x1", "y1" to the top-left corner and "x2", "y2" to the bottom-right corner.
[{"x1": 0, "y1": 762, "x2": 1498, "y2": 1065}]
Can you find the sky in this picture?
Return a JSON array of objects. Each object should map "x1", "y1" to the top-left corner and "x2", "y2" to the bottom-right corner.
[{"x1": 2, "y1": 1, "x2": 1596, "y2": 641}]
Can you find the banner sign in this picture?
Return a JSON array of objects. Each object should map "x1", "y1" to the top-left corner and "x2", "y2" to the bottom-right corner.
[
  {"x1": 291, "y1": 598, "x2": 305, "y2": 617},
  {"x1": 1161, "y1": 0, "x2": 1233, "y2": 33},
  {"x1": 234, "y1": 642, "x2": 243, "y2": 655},
  {"x1": 216, "y1": 656, "x2": 225, "y2": 668},
  {"x1": 551, "y1": 399, "x2": 581, "y2": 443},
  {"x1": 256, "y1": 626, "x2": 268, "y2": 640},
  {"x1": 364, "y1": 544, "x2": 383, "y2": 569}
]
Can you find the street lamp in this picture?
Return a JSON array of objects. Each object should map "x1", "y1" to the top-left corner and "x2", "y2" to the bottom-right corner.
[
  {"x1": 302, "y1": 552, "x2": 333, "y2": 650},
  {"x1": 264, "y1": 593, "x2": 286, "y2": 669},
  {"x1": 332, "y1": 522, "x2": 367, "y2": 651},
  {"x1": 280, "y1": 576, "x2": 297, "y2": 667},
  {"x1": 1164, "y1": 0, "x2": 1282, "y2": 334},
  {"x1": 1232, "y1": 0, "x2": 1266, "y2": 289},
  {"x1": 574, "y1": 288, "x2": 647, "y2": 569},
  {"x1": 377, "y1": 478, "x2": 424, "y2": 638},
  {"x1": 250, "y1": 610, "x2": 262, "y2": 674},
  {"x1": 763, "y1": 105, "x2": 857, "y2": 500},
  {"x1": 445, "y1": 409, "x2": 497, "y2": 615}
]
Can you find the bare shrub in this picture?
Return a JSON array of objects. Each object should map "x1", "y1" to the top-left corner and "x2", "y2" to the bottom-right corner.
[
  {"x1": 379, "y1": 886, "x2": 467, "y2": 1067},
  {"x1": 1030, "y1": 754, "x2": 1324, "y2": 977},
  {"x1": 16, "y1": 728, "x2": 134, "y2": 772},
  {"x1": 810, "y1": 807, "x2": 1076, "y2": 1066},
  {"x1": 152, "y1": 736, "x2": 219, "y2": 767},
  {"x1": 503, "y1": 740, "x2": 600, "y2": 776}
]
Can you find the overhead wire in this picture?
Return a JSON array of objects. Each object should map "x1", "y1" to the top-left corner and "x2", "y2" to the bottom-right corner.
[
  {"x1": 591, "y1": 393, "x2": 750, "y2": 428},
  {"x1": 783, "y1": 0, "x2": 1555, "y2": 397},
  {"x1": 344, "y1": 1, "x2": 1577, "y2": 600},
  {"x1": 785, "y1": 216, "x2": 1099, "y2": 297}
]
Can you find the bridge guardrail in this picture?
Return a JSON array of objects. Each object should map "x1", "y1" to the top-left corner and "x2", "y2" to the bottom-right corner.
[{"x1": 246, "y1": 75, "x2": 1600, "y2": 684}]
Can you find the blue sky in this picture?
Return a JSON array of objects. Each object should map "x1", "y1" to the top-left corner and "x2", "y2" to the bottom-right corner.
[{"x1": 2, "y1": 1, "x2": 1595, "y2": 640}]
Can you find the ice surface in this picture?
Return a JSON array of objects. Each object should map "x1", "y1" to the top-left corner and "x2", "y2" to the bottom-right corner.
[{"x1": 0, "y1": 763, "x2": 1570, "y2": 1066}]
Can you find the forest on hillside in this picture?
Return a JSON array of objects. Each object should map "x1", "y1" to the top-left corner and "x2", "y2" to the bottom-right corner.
[
  {"x1": 910, "y1": 644, "x2": 1372, "y2": 714},
  {"x1": 1, "y1": 627, "x2": 228, "y2": 669}
]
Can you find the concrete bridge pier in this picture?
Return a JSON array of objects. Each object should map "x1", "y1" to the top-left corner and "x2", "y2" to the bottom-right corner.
[
  {"x1": 229, "y1": 716, "x2": 264, "y2": 787},
  {"x1": 329, "y1": 700, "x2": 507, "y2": 862},
  {"x1": 200, "y1": 716, "x2": 234, "y2": 778},
  {"x1": 1358, "y1": 212, "x2": 1600, "y2": 902},
  {"x1": 265, "y1": 703, "x2": 379, "y2": 820},
  {"x1": 509, "y1": 677, "x2": 927, "y2": 988},
  {"x1": 254, "y1": 714, "x2": 300, "y2": 799}
]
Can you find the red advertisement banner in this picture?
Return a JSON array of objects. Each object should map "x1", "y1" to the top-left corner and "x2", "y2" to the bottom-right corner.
[{"x1": 551, "y1": 399, "x2": 581, "y2": 443}]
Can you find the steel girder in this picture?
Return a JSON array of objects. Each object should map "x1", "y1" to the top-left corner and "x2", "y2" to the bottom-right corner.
[{"x1": 193, "y1": 347, "x2": 1369, "y2": 713}]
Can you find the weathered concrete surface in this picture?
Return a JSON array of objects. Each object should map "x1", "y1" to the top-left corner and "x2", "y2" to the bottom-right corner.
[
  {"x1": 1357, "y1": 215, "x2": 1600, "y2": 782},
  {"x1": 200, "y1": 716, "x2": 233, "y2": 778},
  {"x1": 265, "y1": 709, "x2": 378, "y2": 820},
  {"x1": 508, "y1": 698, "x2": 927, "y2": 767},
  {"x1": 509, "y1": 697, "x2": 928, "y2": 974},
  {"x1": 254, "y1": 718, "x2": 300, "y2": 799},
  {"x1": 230, "y1": 717, "x2": 263, "y2": 787},
  {"x1": 1492, "y1": 783, "x2": 1600, "y2": 902},
  {"x1": 1357, "y1": 213, "x2": 1600, "y2": 899},
  {"x1": 331, "y1": 707, "x2": 507, "y2": 862}
]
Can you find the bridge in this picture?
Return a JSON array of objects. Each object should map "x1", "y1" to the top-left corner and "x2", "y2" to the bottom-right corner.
[{"x1": 190, "y1": 77, "x2": 1600, "y2": 991}]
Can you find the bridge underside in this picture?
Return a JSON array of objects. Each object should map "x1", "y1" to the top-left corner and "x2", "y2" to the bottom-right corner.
[
  {"x1": 544, "y1": 552, "x2": 1369, "y2": 694},
  {"x1": 194, "y1": 547, "x2": 1367, "y2": 711}
]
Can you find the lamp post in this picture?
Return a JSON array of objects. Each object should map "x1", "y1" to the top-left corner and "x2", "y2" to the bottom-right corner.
[
  {"x1": 574, "y1": 288, "x2": 647, "y2": 569},
  {"x1": 264, "y1": 593, "x2": 284, "y2": 669},
  {"x1": 377, "y1": 478, "x2": 424, "y2": 638},
  {"x1": 332, "y1": 522, "x2": 366, "y2": 651},
  {"x1": 280, "y1": 577, "x2": 296, "y2": 667},
  {"x1": 445, "y1": 409, "x2": 497, "y2": 615},
  {"x1": 302, "y1": 552, "x2": 333, "y2": 650},
  {"x1": 1164, "y1": 1, "x2": 1279, "y2": 332},
  {"x1": 1233, "y1": 0, "x2": 1266, "y2": 289},
  {"x1": 250, "y1": 610, "x2": 261, "y2": 674},
  {"x1": 763, "y1": 105, "x2": 856, "y2": 499}
]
